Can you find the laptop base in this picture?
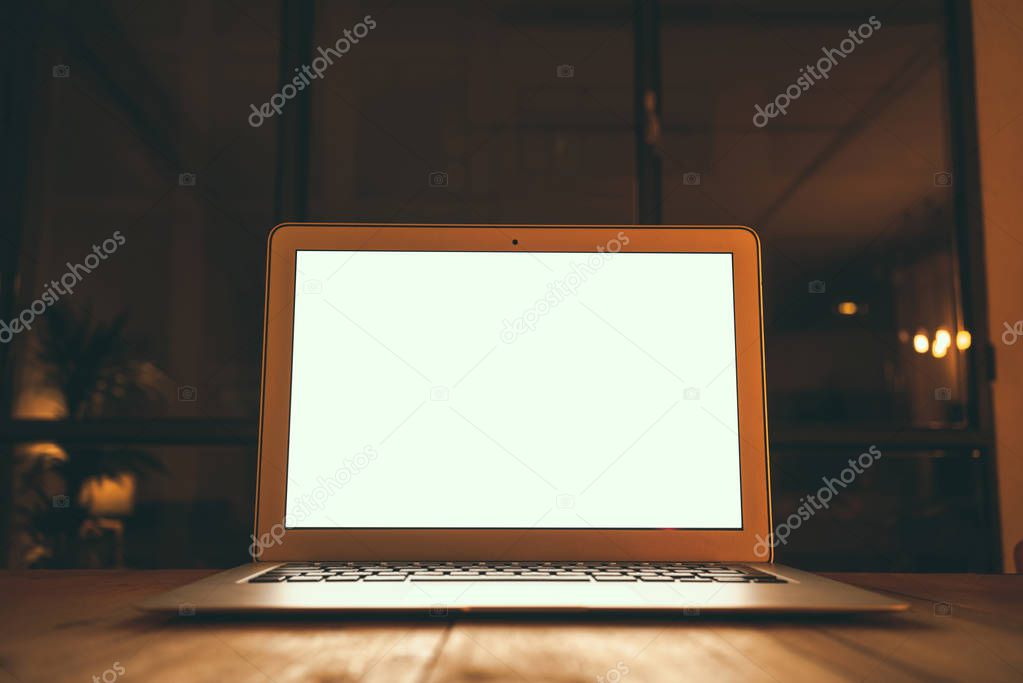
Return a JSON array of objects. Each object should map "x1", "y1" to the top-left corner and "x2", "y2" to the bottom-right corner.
[{"x1": 139, "y1": 563, "x2": 907, "y2": 614}]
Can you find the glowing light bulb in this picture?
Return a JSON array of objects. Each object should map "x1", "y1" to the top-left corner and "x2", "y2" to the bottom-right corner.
[
  {"x1": 935, "y1": 329, "x2": 952, "y2": 349},
  {"x1": 956, "y1": 330, "x2": 972, "y2": 351},
  {"x1": 913, "y1": 333, "x2": 929, "y2": 354},
  {"x1": 837, "y1": 301, "x2": 858, "y2": 316}
]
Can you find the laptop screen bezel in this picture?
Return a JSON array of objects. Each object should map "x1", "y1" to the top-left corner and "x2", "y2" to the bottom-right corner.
[{"x1": 255, "y1": 224, "x2": 772, "y2": 562}]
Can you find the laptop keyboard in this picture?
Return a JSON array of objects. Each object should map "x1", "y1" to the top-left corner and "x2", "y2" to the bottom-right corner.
[{"x1": 248, "y1": 561, "x2": 786, "y2": 584}]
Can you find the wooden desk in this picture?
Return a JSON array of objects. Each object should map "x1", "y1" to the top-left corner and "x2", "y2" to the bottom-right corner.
[{"x1": 0, "y1": 571, "x2": 1020, "y2": 682}]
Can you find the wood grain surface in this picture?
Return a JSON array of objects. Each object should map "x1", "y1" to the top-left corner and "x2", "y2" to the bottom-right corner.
[{"x1": 0, "y1": 571, "x2": 1020, "y2": 682}]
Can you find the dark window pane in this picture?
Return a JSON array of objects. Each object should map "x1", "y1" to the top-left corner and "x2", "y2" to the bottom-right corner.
[
  {"x1": 12, "y1": 2, "x2": 281, "y2": 419},
  {"x1": 660, "y1": 0, "x2": 969, "y2": 428},
  {"x1": 308, "y1": 0, "x2": 634, "y2": 223},
  {"x1": 770, "y1": 447, "x2": 989, "y2": 571}
]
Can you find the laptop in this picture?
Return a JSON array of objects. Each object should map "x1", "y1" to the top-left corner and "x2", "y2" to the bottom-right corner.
[{"x1": 141, "y1": 223, "x2": 906, "y2": 614}]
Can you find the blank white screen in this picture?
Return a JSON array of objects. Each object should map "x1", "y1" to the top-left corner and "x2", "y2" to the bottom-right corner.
[{"x1": 285, "y1": 250, "x2": 742, "y2": 528}]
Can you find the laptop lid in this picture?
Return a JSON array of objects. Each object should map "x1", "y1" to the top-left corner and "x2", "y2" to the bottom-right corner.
[{"x1": 255, "y1": 224, "x2": 771, "y2": 562}]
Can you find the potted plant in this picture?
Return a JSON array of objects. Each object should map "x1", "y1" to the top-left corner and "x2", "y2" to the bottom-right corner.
[{"x1": 16, "y1": 302, "x2": 166, "y2": 568}]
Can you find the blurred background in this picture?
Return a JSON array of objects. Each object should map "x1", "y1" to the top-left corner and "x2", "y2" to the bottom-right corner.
[{"x1": 1, "y1": 0, "x2": 1020, "y2": 572}]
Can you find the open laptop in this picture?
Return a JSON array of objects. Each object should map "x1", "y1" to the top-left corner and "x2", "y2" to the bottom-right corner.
[{"x1": 141, "y1": 223, "x2": 906, "y2": 614}]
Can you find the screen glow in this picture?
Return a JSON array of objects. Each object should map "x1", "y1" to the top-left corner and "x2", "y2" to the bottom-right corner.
[{"x1": 285, "y1": 249, "x2": 742, "y2": 529}]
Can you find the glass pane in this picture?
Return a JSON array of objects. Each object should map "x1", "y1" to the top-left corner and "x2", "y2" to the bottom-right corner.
[
  {"x1": 770, "y1": 447, "x2": 989, "y2": 571},
  {"x1": 308, "y1": 0, "x2": 634, "y2": 222},
  {"x1": 11, "y1": 443, "x2": 253, "y2": 568},
  {"x1": 660, "y1": 0, "x2": 970, "y2": 429},
  {"x1": 10, "y1": 1, "x2": 281, "y2": 420}
]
